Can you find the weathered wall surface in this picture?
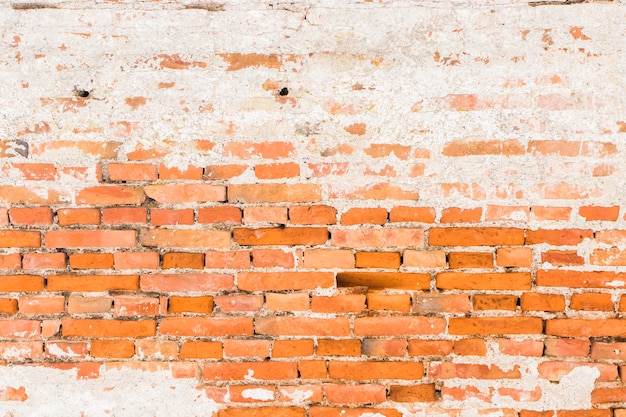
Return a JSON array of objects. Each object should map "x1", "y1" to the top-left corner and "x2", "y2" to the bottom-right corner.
[{"x1": 0, "y1": 0, "x2": 626, "y2": 416}]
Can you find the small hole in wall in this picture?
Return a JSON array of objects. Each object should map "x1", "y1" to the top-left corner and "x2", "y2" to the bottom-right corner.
[
  {"x1": 74, "y1": 87, "x2": 90, "y2": 98},
  {"x1": 279, "y1": 87, "x2": 289, "y2": 96}
]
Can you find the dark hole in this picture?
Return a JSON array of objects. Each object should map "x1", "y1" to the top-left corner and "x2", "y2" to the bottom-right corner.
[
  {"x1": 279, "y1": 87, "x2": 289, "y2": 96},
  {"x1": 76, "y1": 89, "x2": 90, "y2": 98}
]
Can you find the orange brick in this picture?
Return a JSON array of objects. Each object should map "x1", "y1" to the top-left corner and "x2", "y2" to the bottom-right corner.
[
  {"x1": 160, "y1": 317, "x2": 252, "y2": 337},
  {"x1": 472, "y1": 294, "x2": 518, "y2": 311},
  {"x1": 485, "y1": 205, "x2": 530, "y2": 222},
  {"x1": 317, "y1": 340, "x2": 361, "y2": 357},
  {"x1": 140, "y1": 273, "x2": 233, "y2": 292},
  {"x1": 204, "y1": 164, "x2": 247, "y2": 180},
  {"x1": 229, "y1": 385, "x2": 276, "y2": 403},
  {"x1": 76, "y1": 186, "x2": 145, "y2": 205},
  {"x1": 266, "y1": 293, "x2": 309, "y2": 311},
  {"x1": 361, "y1": 339, "x2": 406, "y2": 357},
  {"x1": 547, "y1": 319, "x2": 626, "y2": 337},
  {"x1": 256, "y1": 317, "x2": 350, "y2": 336},
  {"x1": 162, "y1": 252, "x2": 205, "y2": 269},
  {"x1": 591, "y1": 248, "x2": 626, "y2": 266},
  {"x1": 592, "y1": 387, "x2": 626, "y2": 404},
  {"x1": 448, "y1": 252, "x2": 493, "y2": 269},
  {"x1": 388, "y1": 384, "x2": 436, "y2": 402},
  {"x1": 538, "y1": 361, "x2": 617, "y2": 381},
  {"x1": 90, "y1": 340, "x2": 135, "y2": 358},
  {"x1": 354, "y1": 317, "x2": 446, "y2": 336},
  {"x1": 444, "y1": 139, "x2": 524, "y2": 155},
  {"x1": 158, "y1": 164, "x2": 203, "y2": 180},
  {"x1": 303, "y1": 249, "x2": 354, "y2": 269},
  {"x1": 62, "y1": 318, "x2": 156, "y2": 337},
  {"x1": 337, "y1": 272, "x2": 429, "y2": 290},
  {"x1": 45, "y1": 230, "x2": 135, "y2": 248},
  {"x1": 234, "y1": 227, "x2": 328, "y2": 246},
  {"x1": 389, "y1": 206, "x2": 435, "y2": 223},
  {"x1": 273, "y1": 340, "x2": 314, "y2": 358},
  {"x1": 18, "y1": 296, "x2": 64, "y2": 315},
  {"x1": 531, "y1": 206, "x2": 572, "y2": 221},
  {"x1": 21, "y1": 253, "x2": 65, "y2": 270},
  {"x1": 340, "y1": 208, "x2": 388, "y2": 225},
  {"x1": 579, "y1": 205, "x2": 620, "y2": 221},
  {"x1": 179, "y1": 341, "x2": 222, "y2": 359},
  {"x1": 101, "y1": 207, "x2": 147, "y2": 224},
  {"x1": 364, "y1": 144, "x2": 411, "y2": 159},
  {"x1": 537, "y1": 270, "x2": 626, "y2": 288},
  {"x1": 168, "y1": 296, "x2": 213, "y2": 313},
  {"x1": 520, "y1": 293, "x2": 566, "y2": 312},
  {"x1": 67, "y1": 296, "x2": 112, "y2": 314},
  {"x1": 150, "y1": 209, "x2": 194, "y2": 226},
  {"x1": 0, "y1": 254, "x2": 21, "y2": 270},
  {"x1": 525, "y1": 229, "x2": 593, "y2": 245},
  {"x1": 238, "y1": 272, "x2": 333, "y2": 291},
  {"x1": 570, "y1": 293, "x2": 614, "y2": 311},
  {"x1": 48, "y1": 275, "x2": 138, "y2": 292},
  {"x1": 9, "y1": 207, "x2": 53, "y2": 225},
  {"x1": 331, "y1": 228, "x2": 424, "y2": 248},
  {"x1": 204, "y1": 362, "x2": 297, "y2": 381},
  {"x1": 223, "y1": 340, "x2": 271, "y2": 358},
  {"x1": 244, "y1": 207, "x2": 288, "y2": 224},
  {"x1": 205, "y1": 250, "x2": 250, "y2": 269},
  {"x1": 497, "y1": 247, "x2": 532, "y2": 267},
  {"x1": 0, "y1": 275, "x2": 44, "y2": 292},
  {"x1": 498, "y1": 339, "x2": 543, "y2": 357},
  {"x1": 7, "y1": 163, "x2": 56, "y2": 180},
  {"x1": 255, "y1": 162, "x2": 300, "y2": 179},
  {"x1": 108, "y1": 163, "x2": 157, "y2": 181},
  {"x1": 311, "y1": 295, "x2": 366, "y2": 313},
  {"x1": 114, "y1": 296, "x2": 159, "y2": 316},
  {"x1": 57, "y1": 208, "x2": 100, "y2": 226},
  {"x1": 430, "y1": 227, "x2": 523, "y2": 246},
  {"x1": 545, "y1": 339, "x2": 590, "y2": 357},
  {"x1": 402, "y1": 250, "x2": 446, "y2": 268},
  {"x1": 367, "y1": 293, "x2": 411, "y2": 312},
  {"x1": 453, "y1": 338, "x2": 487, "y2": 356},
  {"x1": 542, "y1": 250, "x2": 584, "y2": 266},
  {"x1": 408, "y1": 340, "x2": 452, "y2": 356},
  {"x1": 229, "y1": 184, "x2": 321, "y2": 203},
  {"x1": 279, "y1": 385, "x2": 324, "y2": 403},
  {"x1": 429, "y1": 363, "x2": 520, "y2": 379},
  {"x1": 144, "y1": 184, "x2": 226, "y2": 203},
  {"x1": 0, "y1": 298, "x2": 18, "y2": 315},
  {"x1": 214, "y1": 295, "x2": 263, "y2": 312},
  {"x1": 0, "y1": 230, "x2": 40, "y2": 248},
  {"x1": 251, "y1": 249, "x2": 294, "y2": 268},
  {"x1": 355, "y1": 252, "x2": 400, "y2": 269},
  {"x1": 328, "y1": 361, "x2": 423, "y2": 380},
  {"x1": 289, "y1": 205, "x2": 337, "y2": 225},
  {"x1": 218, "y1": 407, "x2": 304, "y2": 417},
  {"x1": 449, "y1": 317, "x2": 543, "y2": 335},
  {"x1": 140, "y1": 228, "x2": 230, "y2": 248},
  {"x1": 437, "y1": 272, "x2": 531, "y2": 290},
  {"x1": 45, "y1": 341, "x2": 88, "y2": 359},
  {"x1": 440, "y1": 207, "x2": 482, "y2": 223},
  {"x1": 323, "y1": 383, "x2": 386, "y2": 404},
  {"x1": 413, "y1": 294, "x2": 471, "y2": 313},
  {"x1": 591, "y1": 342, "x2": 626, "y2": 360},
  {"x1": 0, "y1": 341, "x2": 43, "y2": 360},
  {"x1": 223, "y1": 140, "x2": 295, "y2": 158},
  {"x1": 309, "y1": 407, "x2": 399, "y2": 417},
  {"x1": 113, "y1": 252, "x2": 159, "y2": 270},
  {"x1": 197, "y1": 207, "x2": 242, "y2": 224},
  {"x1": 134, "y1": 339, "x2": 177, "y2": 360},
  {"x1": 69, "y1": 253, "x2": 114, "y2": 269}
]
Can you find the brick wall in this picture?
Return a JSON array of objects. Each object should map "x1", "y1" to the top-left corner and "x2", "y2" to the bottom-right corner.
[{"x1": 1, "y1": 1, "x2": 626, "y2": 415}]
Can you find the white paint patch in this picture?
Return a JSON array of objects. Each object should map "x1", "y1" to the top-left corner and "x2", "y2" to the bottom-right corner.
[
  {"x1": 460, "y1": 411, "x2": 503, "y2": 417},
  {"x1": 0, "y1": 366, "x2": 220, "y2": 417},
  {"x1": 359, "y1": 413, "x2": 387, "y2": 417},
  {"x1": 240, "y1": 388, "x2": 274, "y2": 401},
  {"x1": 605, "y1": 280, "x2": 625, "y2": 287},
  {"x1": 243, "y1": 369, "x2": 255, "y2": 381},
  {"x1": 45, "y1": 343, "x2": 81, "y2": 359},
  {"x1": 280, "y1": 388, "x2": 313, "y2": 403}
]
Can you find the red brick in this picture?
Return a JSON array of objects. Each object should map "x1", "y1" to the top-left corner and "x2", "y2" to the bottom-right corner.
[
  {"x1": 310, "y1": 407, "x2": 400, "y2": 417},
  {"x1": 429, "y1": 227, "x2": 523, "y2": 246},
  {"x1": 472, "y1": 294, "x2": 518, "y2": 311},
  {"x1": 328, "y1": 361, "x2": 423, "y2": 380},
  {"x1": 408, "y1": 340, "x2": 452, "y2": 356},
  {"x1": 266, "y1": 293, "x2": 309, "y2": 311},
  {"x1": 570, "y1": 293, "x2": 614, "y2": 311},
  {"x1": 596, "y1": 230, "x2": 626, "y2": 245},
  {"x1": 223, "y1": 140, "x2": 295, "y2": 158},
  {"x1": 168, "y1": 296, "x2": 213, "y2": 314},
  {"x1": 135, "y1": 340, "x2": 177, "y2": 360},
  {"x1": 18, "y1": 296, "x2": 64, "y2": 315},
  {"x1": 140, "y1": 228, "x2": 230, "y2": 248},
  {"x1": 57, "y1": 208, "x2": 100, "y2": 226},
  {"x1": 108, "y1": 163, "x2": 157, "y2": 181},
  {"x1": 545, "y1": 339, "x2": 590, "y2": 357},
  {"x1": 7, "y1": 163, "x2": 56, "y2": 180},
  {"x1": 531, "y1": 206, "x2": 572, "y2": 221},
  {"x1": 520, "y1": 293, "x2": 566, "y2": 311},
  {"x1": 9, "y1": 207, "x2": 52, "y2": 225},
  {"x1": 218, "y1": 407, "x2": 304, "y2": 417},
  {"x1": 197, "y1": 207, "x2": 242, "y2": 224},
  {"x1": 437, "y1": 272, "x2": 531, "y2": 290},
  {"x1": 204, "y1": 362, "x2": 297, "y2": 381},
  {"x1": 331, "y1": 228, "x2": 424, "y2": 248},
  {"x1": 47, "y1": 275, "x2": 138, "y2": 292},
  {"x1": 0, "y1": 298, "x2": 17, "y2": 315},
  {"x1": 302, "y1": 249, "x2": 354, "y2": 269},
  {"x1": 239, "y1": 272, "x2": 333, "y2": 291},
  {"x1": 448, "y1": 252, "x2": 493, "y2": 269},
  {"x1": 443, "y1": 139, "x2": 524, "y2": 156},
  {"x1": 289, "y1": 205, "x2": 337, "y2": 225},
  {"x1": 592, "y1": 387, "x2": 626, "y2": 404},
  {"x1": 102, "y1": 207, "x2": 147, "y2": 224},
  {"x1": 389, "y1": 207, "x2": 435, "y2": 223},
  {"x1": 0, "y1": 230, "x2": 40, "y2": 248},
  {"x1": 542, "y1": 250, "x2": 584, "y2": 266},
  {"x1": 341, "y1": 208, "x2": 388, "y2": 225},
  {"x1": 229, "y1": 184, "x2": 321, "y2": 203},
  {"x1": 0, "y1": 186, "x2": 66, "y2": 205},
  {"x1": 251, "y1": 249, "x2": 294, "y2": 268},
  {"x1": 453, "y1": 338, "x2": 487, "y2": 356},
  {"x1": 317, "y1": 340, "x2": 361, "y2": 357},
  {"x1": 140, "y1": 273, "x2": 233, "y2": 292},
  {"x1": 402, "y1": 250, "x2": 446, "y2": 268},
  {"x1": 62, "y1": 318, "x2": 156, "y2": 337},
  {"x1": 311, "y1": 295, "x2": 366, "y2": 313},
  {"x1": 204, "y1": 164, "x2": 247, "y2": 180},
  {"x1": 0, "y1": 341, "x2": 43, "y2": 360},
  {"x1": 234, "y1": 227, "x2": 328, "y2": 246},
  {"x1": 354, "y1": 317, "x2": 446, "y2": 336},
  {"x1": 429, "y1": 363, "x2": 520, "y2": 379},
  {"x1": 144, "y1": 184, "x2": 226, "y2": 203},
  {"x1": 579, "y1": 205, "x2": 620, "y2": 221},
  {"x1": 113, "y1": 252, "x2": 159, "y2": 270},
  {"x1": 323, "y1": 384, "x2": 386, "y2": 404},
  {"x1": 76, "y1": 186, "x2": 145, "y2": 205},
  {"x1": 160, "y1": 317, "x2": 253, "y2": 337},
  {"x1": 244, "y1": 206, "x2": 288, "y2": 224},
  {"x1": 497, "y1": 247, "x2": 532, "y2": 267},
  {"x1": 205, "y1": 250, "x2": 250, "y2": 269},
  {"x1": 547, "y1": 319, "x2": 626, "y2": 337},
  {"x1": 367, "y1": 293, "x2": 411, "y2": 312},
  {"x1": 256, "y1": 317, "x2": 350, "y2": 336},
  {"x1": 273, "y1": 340, "x2": 314, "y2": 358},
  {"x1": 337, "y1": 272, "x2": 430, "y2": 290},
  {"x1": 538, "y1": 361, "x2": 617, "y2": 381},
  {"x1": 21, "y1": 253, "x2": 65, "y2": 270},
  {"x1": 485, "y1": 205, "x2": 530, "y2": 222},
  {"x1": 162, "y1": 252, "x2": 205, "y2": 269},
  {"x1": 279, "y1": 385, "x2": 324, "y2": 403},
  {"x1": 223, "y1": 340, "x2": 271, "y2": 358},
  {"x1": 179, "y1": 341, "x2": 222, "y2": 359},
  {"x1": 255, "y1": 162, "x2": 300, "y2": 179},
  {"x1": 150, "y1": 209, "x2": 194, "y2": 226},
  {"x1": 69, "y1": 253, "x2": 114, "y2": 269},
  {"x1": 440, "y1": 207, "x2": 482, "y2": 223},
  {"x1": 45, "y1": 230, "x2": 135, "y2": 248},
  {"x1": 355, "y1": 252, "x2": 400, "y2": 269},
  {"x1": 388, "y1": 384, "x2": 436, "y2": 402},
  {"x1": 214, "y1": 295, "x2": 263, "y2": 312},
  {"x1": 498, "y1": 339, "x2": 543, "y2": 357},
  {"x1": 525, "y1": 229, "x2": 593, "y2": 245},
  {"x1": 591, "y1": 342, "x2": 626, "y2": 360},
  {"x1": 67, "y1": 296, "x2": 112, "y2": 314},
  {"x1": 361, "y1": 339, "x2": 406, "y2": 357},
  {"x1": 0, "y1": 275, "x2": 44, "y2": 292},
  {"x1": 413, "y1": 294, "x2": 471, "y2": 313},
  {"x1": 158, "y1": 164, "x2": 203, "y2": 180},
  {"x1": 537, "y1": 270, "x2": 626, "y2": 289},
  {"x1": 114, "y1": 296, "x2": 159, "y2": 316},
  {"x1": 45, "y1": 341, "x2": 88, "y2": 359},
  {"x1": 90, "y1": 340, "x2": 135, "y2": 358},
  {"x1": 449, "y1": 317, "x2": 543, "y2": 335}
]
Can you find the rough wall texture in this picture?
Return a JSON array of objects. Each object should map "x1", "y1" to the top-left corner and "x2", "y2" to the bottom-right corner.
[{"x1": 1, "y1": 0, "x2": 626, "y2": 416}]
